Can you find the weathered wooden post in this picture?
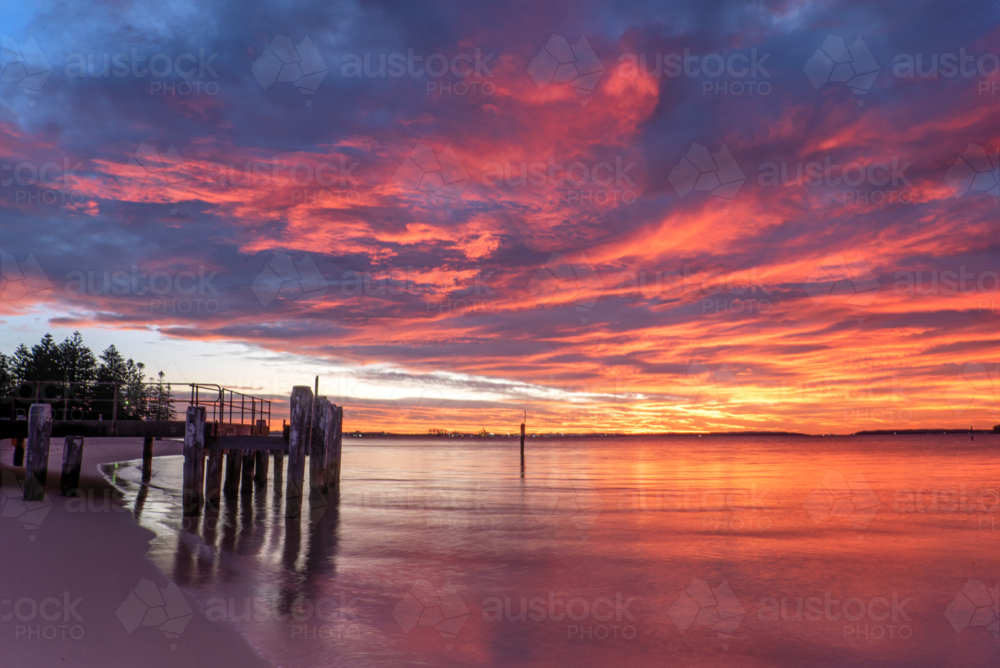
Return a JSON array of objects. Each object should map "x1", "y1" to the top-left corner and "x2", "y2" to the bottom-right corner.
[
  {"x1": 60, "y1": 436, "x2": 85, "y2": 496},
  {"x1": 141, "y1": 436, "x2": 154, "y2": 481},
  {"x1": 223, "y1": 450, "x2": 242, "y2": 499},
  {"x1": 520, "y1": 421, "x2": 525, "y2": 468},
  {"x1": 286, "y1": 386, "x2": 312, "y2": 517},
  {"x1": 333, "y1": 405, "x2": 343, "y2": 494},
  {"x1": 322, "y1": 402, "x2": 335, "y2": 491},
  {"x1": 310, "y1": 397, "x2": 331, "y2": 497},
  {"x1": 182, "y1": 406, "x2": 206, "y2": 515},
  {"x1": 254, "y1": 419, "x2": 270, "y2": 488},
  {"x1": 205, "y1": 449, "x2": 224, "y2": 508},
  {"x1": 241, "y1": 449, "x2": 255, "y2": 494},
  {"x1": 272, "y1": 452, "x2": 284, "y2": 495},
  {"x1": 23, "y1": 403, "x2": 52, "y2": 501},
  {"x1": 13, "y1": 437, "x2": 24, "y2": 466}
]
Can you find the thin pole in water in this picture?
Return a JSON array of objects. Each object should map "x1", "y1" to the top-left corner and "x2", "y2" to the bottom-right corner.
[{"x1": 520, "y1": 410, "x2": 526, "y2": 474}]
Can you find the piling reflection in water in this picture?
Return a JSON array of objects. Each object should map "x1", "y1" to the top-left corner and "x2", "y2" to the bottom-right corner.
[{"x1": 102, "y1": 436, "x2": 1000, "y2": 668}]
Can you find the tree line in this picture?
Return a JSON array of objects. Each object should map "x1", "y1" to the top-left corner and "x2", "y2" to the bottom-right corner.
[{"x1": 0, "y1": 332, "x2": 173, "y2": 421}]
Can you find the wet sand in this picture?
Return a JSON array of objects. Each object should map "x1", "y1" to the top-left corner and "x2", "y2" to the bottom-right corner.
[{"x1": 0, "y1": 437, "x2": 272, "y2": 668}]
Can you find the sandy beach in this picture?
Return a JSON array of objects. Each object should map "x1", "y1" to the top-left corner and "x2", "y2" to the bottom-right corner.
[{"x1": 0, "y1": 437, "x2": 272, "y2": 668}]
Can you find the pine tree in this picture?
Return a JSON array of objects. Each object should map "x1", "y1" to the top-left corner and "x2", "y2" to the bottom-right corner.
[{"x1": 56, "y1": 332, "x2": 98, "y2": 418}]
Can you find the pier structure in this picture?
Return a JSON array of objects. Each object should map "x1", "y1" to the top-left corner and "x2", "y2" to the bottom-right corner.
[{"x1": 0, "y1": 383, "x2": 343, "y2": 518}]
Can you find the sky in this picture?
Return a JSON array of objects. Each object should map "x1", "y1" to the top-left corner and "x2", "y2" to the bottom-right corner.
[{"x1": 0, "y1": 0, "x2": 997, "y2": 433}]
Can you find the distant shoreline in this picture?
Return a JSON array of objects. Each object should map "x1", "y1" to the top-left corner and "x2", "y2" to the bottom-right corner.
[{"x1": 345, "y1": 428, "x2": 1000, "y2": 438}]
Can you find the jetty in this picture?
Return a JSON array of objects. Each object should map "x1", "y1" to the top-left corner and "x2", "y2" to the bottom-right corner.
[{"x1": 0, "y1": 382, "x2": 342, "y2": 519}]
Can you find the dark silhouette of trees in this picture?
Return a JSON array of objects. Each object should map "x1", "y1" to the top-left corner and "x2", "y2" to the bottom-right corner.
[{"x1": 1, "y1": 332, "x2": 172, "y2": 420}]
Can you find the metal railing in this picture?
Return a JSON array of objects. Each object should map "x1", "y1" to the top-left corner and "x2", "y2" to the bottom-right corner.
[
  {"x1": 1, "y1": 380, "x2": 271, "y2": 431},
  {"x1": 188, "y1": 383, "x2": 272, "y2": 428}
]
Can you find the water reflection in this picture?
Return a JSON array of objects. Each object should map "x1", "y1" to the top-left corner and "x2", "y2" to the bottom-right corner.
[{"x1": 102, "y1": 436, "x2": 1000, "y2": 668}]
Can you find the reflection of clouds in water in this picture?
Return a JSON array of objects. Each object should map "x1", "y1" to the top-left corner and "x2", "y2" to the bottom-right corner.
[{"x1": 100, "y1": 436, "x2": 998, "y2": 668}]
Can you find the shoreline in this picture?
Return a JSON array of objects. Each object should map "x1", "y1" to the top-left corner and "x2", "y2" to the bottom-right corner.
[{"x1": 0, "y1": 437, "x2": 273, "y2": 668}]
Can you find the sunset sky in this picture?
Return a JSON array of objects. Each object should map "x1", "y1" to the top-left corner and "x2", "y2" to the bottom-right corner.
[{"x1": 0, "y1": 0, "x2": 997, "y2": 433}]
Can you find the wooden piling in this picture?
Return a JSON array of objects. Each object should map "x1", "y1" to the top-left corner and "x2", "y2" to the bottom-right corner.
[
  {"x1": 241, "y1": 449, "x2": 255, "y2": 494},
  {"x1": 520, "y1": 422, "x2": 525, "y2": 466},
  {"x1": 285, "y1": 386, "x2": 312, "y2": 517},
  {"x1": 24, "y1": 404, "x2": 52, "y2": 501},
  {"x1": 60, "y1": 436, "x2": 84, "y2": 496},
  {"x1": 322, "y1": 402, "x2": 335, "y2": 492},
  {"x1": 141, "y1": 436, "x2": 154, "y2": 481},
  {"x1": 310, "y1": 397, "x2": 331, "y2": 497},
  {"x1": 272, "y1": 451, "x2": 284, "y2": 495},
  {"x1": 224, "y1": 450, "x2": 242, "y2": 499},
  {"x1": 205, "y1": 449, "x2": 224, "y2": 508},
  {"x1": 254, "y1": 450, "x2": 269, "y2": 488},
  {"x1": 13, "y1": 437, "x2": 24, "y2": 466},
  {"x1": 182, "y1": 406, "x2": 206, "y2": 515},
  {"x1": 331, "y1": 405, "x2": 343, "y2": 495}
]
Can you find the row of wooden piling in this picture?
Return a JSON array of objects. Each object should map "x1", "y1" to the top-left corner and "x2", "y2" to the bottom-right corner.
[
  {"x1": 17, "y1": 386, "x2": 344, "y2": 523},
  {"x1": 181, "y1": 386, "x2": 342, "y2": 518}
]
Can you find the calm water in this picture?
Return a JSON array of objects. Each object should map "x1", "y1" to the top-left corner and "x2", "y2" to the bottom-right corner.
[{"x1": 102, "y1": 435, "x2": 1000, "y2": 667}]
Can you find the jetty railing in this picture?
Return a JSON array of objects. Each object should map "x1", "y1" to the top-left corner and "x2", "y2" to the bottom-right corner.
[{"x1": 2, "y1": 380, "x2": 271, "y2": 430}]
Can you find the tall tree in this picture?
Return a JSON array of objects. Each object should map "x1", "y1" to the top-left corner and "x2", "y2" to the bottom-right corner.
[
  {"x1": 96, "y1": 345, "x2": 148, "y2": 419},
  {"x1": 0, "y1": 352, "x2": 12, "y2": 395},
  {"x1": 57, "y1": 331, "x2": 97, "y2": 384},
  {"x1": 10, "y1": 333, "x2": 62, "y2": 382}
]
